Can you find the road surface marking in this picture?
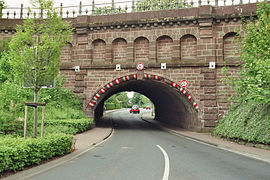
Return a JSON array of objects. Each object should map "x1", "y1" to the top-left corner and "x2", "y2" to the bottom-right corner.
[{"x1": 156, "y1": 145, "x2": 170, "y2": 180}]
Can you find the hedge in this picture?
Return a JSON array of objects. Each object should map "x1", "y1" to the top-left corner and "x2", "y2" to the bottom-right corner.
[
  {"x1": 105, "y1": 103, "x2": 121, "y2": 110},
  {"x1": 0, "y1": 134, "x2": 73, "y2": 173},
  {"x1": 44, "y1": 118, "x2": 93, "y2": 134},
  {"x1": 213, "y1": 101, "x2": 270, "y2": 144},
  {"x1": 45, "y1": 125, "x2": 78, "y2": 135}
]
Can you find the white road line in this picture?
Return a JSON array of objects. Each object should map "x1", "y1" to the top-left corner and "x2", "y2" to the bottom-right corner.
[{"x1": 156, "y1": 145, "x2": 170, "y2": 180}]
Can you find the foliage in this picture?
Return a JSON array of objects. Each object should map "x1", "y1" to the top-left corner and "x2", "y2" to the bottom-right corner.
[
  {"x1": 44, "y1": 118, "x2": 92, "y2": 134},
  {"x1": 9, "y1": 0, "x2": 73, "y2": 91},
  {"x1": 213, "y1": 101, "x2": 270, "y2": 144},
  {"x1": 0, "y1": 133, "x2": 73, "y2": 173},
  {"x1": 136, "y1": 0, "x2": 191, "y2": 11},
  {"x1": 215, "y1": 2, "x2": 270, "y2": 145},
  {"x1": 0, "y1": 38, "x2": 9, "y2": 56},
  {"x1": 131, "y1": 92, "x2": 151, "y2": 107},
  {"x1": 44, "y1": 125, "x2": 77, "y2": 135},
  {"x1": 93, "y1": 5, "x2": 126, "y2": 15},
  {"x1": 223, "y1": 2, "x2": 270, "y2": 105},
  {"x1": 8, "y1": 0, "x2": 73, "y2": 137},
  {"x1": 0, "y1": 75, "x2": 86, "y2": 136},
  {"x1": 105, "y1": 102, "x2": 121, "y2": 110},
  {"x1": 0, "y1": 0, "x2": 4, "y2": 18},
  {"x1": 0, "y1": 38, "x2": 12, "y2": 83},
  {"x1": 92, "y1": 0, "x2": 190, "y2": 15},
  {"x1": 0, "y1": 82, "x2": 32, "y2": 135},
  {"x1": 105, "y1": 92, "x2": 129, "y2": 110},
  {"x1": 39, "y1": 75, "x2": 82, "y2": 109},
  {"x1": 115, "y1": 92, "x2": 129, "y2": 107}
]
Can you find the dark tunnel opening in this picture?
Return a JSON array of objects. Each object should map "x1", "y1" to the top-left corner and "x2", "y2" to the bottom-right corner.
[{"x1": 92, "y1": 75, "x2": 199, "y2": 130}]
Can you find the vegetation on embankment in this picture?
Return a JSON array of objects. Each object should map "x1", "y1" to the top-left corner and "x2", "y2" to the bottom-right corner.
[
  {"x1": 214, "y1": 2, "x2": 270, "y2": 145},
  {"x1": 213, "y1": 101, "x2": 270, "y2": 145}
]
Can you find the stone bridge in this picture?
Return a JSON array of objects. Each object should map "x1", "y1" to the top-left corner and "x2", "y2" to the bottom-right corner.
[{"x1": 0, "y1": 3, "x2": 260, "y2": 130}]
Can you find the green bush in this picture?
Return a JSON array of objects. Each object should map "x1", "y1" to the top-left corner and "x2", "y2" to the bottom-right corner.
[
  {"x1": 45, "y1": 106, "x2": 87, "y2": 120},
  {"x1": 0, "y1": 134, "x2": 73, "y2": 173},
  {"x1": 43, "y1": 125, "x2": 78, "y2": 135},
  {"x1": 105, "y1": 103, "x2": 121, "y2": 110},
  {"x1": 44, "y1": 118, "x2": 93, "y2": 134},
  {"x1": 213, "y1": 101, "x2": 270, "y2": 144}
]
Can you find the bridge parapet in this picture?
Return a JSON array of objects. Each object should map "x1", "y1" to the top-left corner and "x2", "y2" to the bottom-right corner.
[{"x1": 1, "y1": 0, "x2": 261, "y2": 19}]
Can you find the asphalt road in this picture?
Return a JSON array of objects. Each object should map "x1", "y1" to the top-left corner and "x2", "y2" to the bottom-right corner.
[{"x1": 28, "y1": 109, "x2": 270, "y2": 180}]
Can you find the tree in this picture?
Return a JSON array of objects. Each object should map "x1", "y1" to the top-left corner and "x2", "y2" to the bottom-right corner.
[
  {"x1": 0, "y1": 0, "x2": 4, "y2": 18},
  {"x1": 115, "y1": 92, "x2": 129, "y2": 108},
  {"x1": 224, "y1": 2, "x2": 270, "y2": 105},
  {"x1": 131, "y1": 92, "x2": 151, "y2": 106},
  {"x1": 0, "y1": 38, "x2": 12, "y2": 83},
  {"x1": 9, "y1": 0, "x2": 73, "y2": 137}
]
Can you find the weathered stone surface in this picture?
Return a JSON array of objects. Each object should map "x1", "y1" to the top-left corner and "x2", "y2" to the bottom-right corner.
[
  {"x1": 204, "y1": 107, "x2": 218, "y2": 114},
  {"x1": 205, "y1": 87, "x2": 216, "y2": 94},
  {"x1": 204, "y1": 114, "x2": 218, "y2": 120},
  {"x1": 204, "y1": 120, "x2": 218, "y2": 127},
  {"x1": 204, "y1": 101, "x2": 217, "y2": 107},
  {"x1": 200, "y1": 94, "x2": 217, "y2": 100},
  {"x1": 1, "y1": 3, "x2": 255, "y2": 130},
  {"x1": 74, "y1": 87, "x2": 84, "y2": 93},
  {"x1": 75, "y1": 81, "x2": 86, "y2": 87},
  {"x1": 204, "y1": 73, "x2": 216, "y2": 80},
  {"x1": 75, "y1": 75, "x2": 84, "y2": 81},
  {"x1": 200, "y1": 80, "x2": 216, "y2": 87}
]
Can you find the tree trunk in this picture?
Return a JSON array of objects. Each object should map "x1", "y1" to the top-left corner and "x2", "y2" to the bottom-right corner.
[{"x1": 33, "y1": 89, "x2": 38, "y2": 138}]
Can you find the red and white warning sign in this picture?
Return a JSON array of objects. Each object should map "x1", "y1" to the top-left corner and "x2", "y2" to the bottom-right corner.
[
  {"x1": 180, "y1": 80, "x2": 188, "y2": 88},
  {"x1": 136, "y1": 62, "x2": 144, "y2": 71}
]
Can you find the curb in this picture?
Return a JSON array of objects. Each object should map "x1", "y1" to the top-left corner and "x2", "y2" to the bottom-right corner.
[{"x1": 141, "y1": 115, "x2": 270, "y2": 164}]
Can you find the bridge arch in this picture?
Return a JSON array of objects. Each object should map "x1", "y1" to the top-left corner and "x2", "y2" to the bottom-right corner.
[{"x1": 87, "y1": 73, "x2": 200, "y2": 129}]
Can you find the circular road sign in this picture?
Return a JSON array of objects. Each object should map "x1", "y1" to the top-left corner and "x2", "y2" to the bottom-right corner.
[
  {"x1": 180, "y1": 80, "x2": 188, "y2": 88},
  {"x1": 136, "y1": 62, "x2": 144, "y2": 71}
]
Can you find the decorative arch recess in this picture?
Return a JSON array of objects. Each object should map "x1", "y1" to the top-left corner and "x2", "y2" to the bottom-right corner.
[
  {"x1": 180, "y1": 34, "x2": 197, "y2": 59},
  {"x1": 223, "y1": 32, "x2": 239, "y2": 61},
  {"x1": 87, "y1": 74, "x2": 199, "y2": 111},
  {"x1": 156, "y1": 35, "x2": 173, "y2": 62},
  {"x1": 92, "y1": 39, "x2": 106, "y2": 63},
  {"x1": 134, "y1": 36, "x2": 149, "y2": 62},
  {"x1": 112, "y1": 38, "x2": 127, "y2": 62}
]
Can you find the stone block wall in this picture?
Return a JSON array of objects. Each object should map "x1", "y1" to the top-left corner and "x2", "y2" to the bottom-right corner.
[{"x1": 0, "y1": 3, "x2": 259, "y2": 129}]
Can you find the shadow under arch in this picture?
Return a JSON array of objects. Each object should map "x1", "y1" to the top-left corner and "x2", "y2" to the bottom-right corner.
[{"x1": 87, "y1": 73, "x2": 199, "y2": 129}]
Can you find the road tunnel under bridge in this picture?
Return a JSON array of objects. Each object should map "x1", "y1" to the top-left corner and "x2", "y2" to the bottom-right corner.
[{"x1": 87, "y1": 73, "x2": 200, "y2": 129}]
